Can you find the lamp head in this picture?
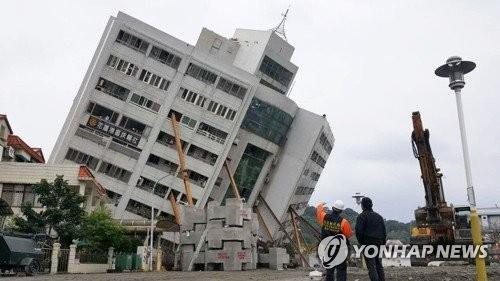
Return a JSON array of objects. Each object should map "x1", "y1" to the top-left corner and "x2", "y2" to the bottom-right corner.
[{"x1": 435, "y1": 56, "x2": 476, "y2": 91}]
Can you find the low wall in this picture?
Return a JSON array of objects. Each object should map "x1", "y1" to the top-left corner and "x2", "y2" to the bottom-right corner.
[{"x1": 69, "y1": 262, "x2": 109, "y2": 274}]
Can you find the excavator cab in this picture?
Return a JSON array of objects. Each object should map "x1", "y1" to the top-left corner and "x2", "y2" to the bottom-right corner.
[{"x1": 454, "y1": 206, "x2": 472, "y2": 242}]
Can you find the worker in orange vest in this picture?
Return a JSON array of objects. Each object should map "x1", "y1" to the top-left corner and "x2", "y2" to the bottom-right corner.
[{"x1": 316, "y1": 200, "x2": 353, "y2": 281}]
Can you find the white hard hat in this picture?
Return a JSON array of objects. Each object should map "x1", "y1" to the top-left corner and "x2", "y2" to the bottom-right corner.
[{"x1": 332, "y1": 200, "x2": 345, "y2": 211}]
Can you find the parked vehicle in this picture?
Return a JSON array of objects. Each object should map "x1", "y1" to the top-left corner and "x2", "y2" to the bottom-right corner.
[{"x1": 0, "y1": 234, "x2": 43, "y2": 275}]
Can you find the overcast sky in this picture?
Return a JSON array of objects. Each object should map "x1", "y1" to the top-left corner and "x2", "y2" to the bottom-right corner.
[{"x1": 1, "y1": 1, "x2": 499, "y2": 222}]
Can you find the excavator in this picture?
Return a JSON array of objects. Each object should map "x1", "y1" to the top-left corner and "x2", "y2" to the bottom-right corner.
[{"x1": 410, "y1": 111, "x2": 474, "y2": 266}]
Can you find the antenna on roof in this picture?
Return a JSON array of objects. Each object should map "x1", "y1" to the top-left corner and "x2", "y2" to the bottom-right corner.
[{"x1": 272, "y1": 7, "x2": 290, "y2": 41}]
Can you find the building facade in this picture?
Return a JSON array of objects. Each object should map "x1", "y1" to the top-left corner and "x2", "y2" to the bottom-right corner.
[{"x1": 49, "y1": 12, "x2": 334, "y2": 240}]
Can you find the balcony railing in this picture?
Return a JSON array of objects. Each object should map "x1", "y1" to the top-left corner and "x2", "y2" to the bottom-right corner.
[
  {"x1": 86, "y1": 115, "x2": 141, "y2": 147},
  {"x1": 195, "y1": 128, "x2": 225, "y2": 145}
]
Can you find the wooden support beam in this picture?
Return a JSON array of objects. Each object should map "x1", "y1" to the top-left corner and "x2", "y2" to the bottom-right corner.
[
  {"x1": 255, "y1": 206, "x2": 274, "y2": 244},
  {"x1": 257, "y1": 194, "x2": 310, "y2": 268},
  {"x1": 168, "y1": 193, "x2": 181, "y2": 225},
  {"x1": 224, "y1": 160, "x2": 241, "y2": 200},
  {"x1": 170, "y1": 113, "x2": 194, "y2": 206},
  {"x1": 289, "y1": 207, "x2": 321, "y2": 241},
  {"x1": 289, "y1": 208, "x2": 306, "y2": 267}
]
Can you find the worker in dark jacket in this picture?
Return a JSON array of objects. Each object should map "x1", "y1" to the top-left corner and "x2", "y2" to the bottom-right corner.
[
  {"x1": 355, "y1": 197, "x2": 386, "y2": 281},
  {"x1": 316, "y1": 200, "x2": 353, "y2": 281}
]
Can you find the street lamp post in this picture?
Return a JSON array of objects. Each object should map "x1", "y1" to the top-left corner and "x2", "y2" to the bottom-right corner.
[
  {"x1": 435, "y1": 56, "x2": 487, "y2": 281},
  {"x1": 149, "y1": 174, "x2": 169, "y2": 271}
]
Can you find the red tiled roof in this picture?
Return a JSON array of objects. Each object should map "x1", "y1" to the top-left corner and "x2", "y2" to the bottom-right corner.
[
  {"x1": 0, "y1": 114, "x2": 13, "y2": 134},
  {"x1": 78, "y1": 165, "x2": 108, "y2": 197},
  {"x1": 7, "y1": 135, "x2": 45, "y2": 163}
]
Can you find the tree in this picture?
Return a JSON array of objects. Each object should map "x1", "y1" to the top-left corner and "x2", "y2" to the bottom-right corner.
[
  {"x1": 80, "y1": 206, "x2": 125, "y2": 250},
  {"x1": 13, "y1": 176, "x2": 86, "y2": 247},
  {"x1": 80, "y1": 206, "x2": 142, "y2": 252}
]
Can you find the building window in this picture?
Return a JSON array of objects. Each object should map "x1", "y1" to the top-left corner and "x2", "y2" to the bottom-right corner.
[
  {"x1": 95, "y1": 77, "x2": 130, "y2": 101},
  {"x1": 310, "y1": 151, "x2": 326, "y2": 168},
  {"x1": 320, "y1": 133, "x2": 333, "y2": 154},
  {"x1": 156, "y1": 131, "x2": 187, "y2": 150},
  {"x1": 185, "y1": 63, "x2": 217, "y2": 84},
  {"x1": 258, "y1": 55, "x2": 293, "y2": 92},
  {"x1": 130, "y1": 93, "x2": 161, "y2": 112},
  {"x1": 310, "y1": 172, "x2": 320, "y2": 181},
  {"x1": 106, "y1": 54, "x2": 139, "y2": 77},
  {"x1": 216, "y1": 77, "x2": 247, "y2": 99},
  {"x1": 179, "y1": 170, "x2": 208, "y2": 188},
  {"x1": 226, "y1": 144, "x2": 269, "y2": 201},
  {"x1": 116, "y1": 30, "x2": 149, "y2": 54},
  {"x1": 187, "y1": 144, "x2": 218, "y2": 166},
  {"x1": 138, "y1": 69, "x2": 170, "y2": 91},
  {"x1": 118, "y1": 116, "x2": 147, "y2": 135},
  {"x1": 206, "y1": 101, "x2": 237, "y2": 121},
  {"x1": 136, "y1": 176, "x2": 169, "y2": 198},
  {"x1": 65, "y1": 148, "x2": 99, "y2": 170},
  {"x1": 146, "y1": 154, "x2": 178, "y2": 174},
  {"x1": 240, "y1": 98, "x2": 293, "y2": 146},
  {"x1": 148, "y1": 46, "x2": 182, "y2": 70},
  {"x1": 98, "y1": 161, "x2": 132, "y2": 183},
  {"x1": 180, "y1": 116, "x2": 197, "y2": 129},
  {"x1": 86, "y1": 102, "x2": 119, "y2": 123},
  {"x1": 179, "y1": 88, "x2": 207, "y2": 108},
  {"x1": 196, "y1": 123, "x2": 228, "y2": 144},
  {"x1": 126, "y1": 199, "x2": 153, "y2": 218}
]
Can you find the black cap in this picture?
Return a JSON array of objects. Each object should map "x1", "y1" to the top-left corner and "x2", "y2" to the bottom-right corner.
[{"x1": 361, "y1": 197, "x2": 373, "y2": 210}]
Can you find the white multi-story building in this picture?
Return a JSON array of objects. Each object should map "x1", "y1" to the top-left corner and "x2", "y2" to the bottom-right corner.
[{"x1": 49, "y1": 12, "x2": 334, "y2": 240}]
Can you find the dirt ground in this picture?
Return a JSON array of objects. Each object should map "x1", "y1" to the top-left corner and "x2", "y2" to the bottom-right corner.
[{"x1": 1, "y1": 265, "x2": 500, "y2": 281}]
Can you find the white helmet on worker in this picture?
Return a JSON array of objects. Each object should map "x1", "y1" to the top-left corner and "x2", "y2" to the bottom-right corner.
[{"x1": 332, "y1": 200, "x2": 345, "y2": 211}]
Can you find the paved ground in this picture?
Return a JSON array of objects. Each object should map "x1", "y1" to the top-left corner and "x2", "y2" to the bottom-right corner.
[{"x1": 1, "y1": 266, "x2": 500, "y2": 281}]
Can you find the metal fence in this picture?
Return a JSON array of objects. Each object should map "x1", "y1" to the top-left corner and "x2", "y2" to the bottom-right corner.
[
  {"x1": 40, "y1": 247, "x2": 52, "y2": 273},
  {"x1": 76, "y1": 249, "x2": 108, "y2": 264},
  {"x1": 58, "y1": 249, "x2": 69, "y2": 273}
]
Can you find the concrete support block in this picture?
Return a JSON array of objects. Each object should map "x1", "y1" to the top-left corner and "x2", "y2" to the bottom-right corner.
[
  {"x1": 50, "y1": 242, "x2": 60, "y2": 274},
  {"x1": 205, "y1": 242, "x2": 252, "y2": 271},
  {"x1": 181, "y1": 250, "x2": 205, "y2": 271},
  {"x1": 180, "y1": 206, "x2": 206, "y2": 232},
  {"x1": 268, "y1": 247, "x2": 290, "y2": 270},
  {"x1": 107, "y1": 247, "x2": 114, "y2": 270},
  {"x1": 67, "y1": 244, "x2": 77, "y2": 273}
]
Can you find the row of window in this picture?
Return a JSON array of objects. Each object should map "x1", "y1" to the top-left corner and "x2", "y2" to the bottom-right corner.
[
  {"x1": 1, "y1": 184, "x2": 40, "y2": 207},
  {"x1": 186, "y1": 63, "x2": 218, "y2": 84},
  {"x1": 136, "y1": 176, "x2": 169, "y2": 198},
  {"x1": 207, "y1": 100, "x2": 237, "y2": 121},
  {"x1": 138, "y1": 69, "x2": 170, "y2": 91},
  {"x1": 116, "y1": 30, "x2": 149, "y2": 54},
  {"x1": 149, "y1": 46, "x2": 182, "y2": 70},
  {"x1": 295, "y1": 186, "x2": 314, "y2": 196},
  {"x1": 98, "y1": 161, "x2": 133, "y2": 183},
  {"x1": 65, "y1": 148, "x2": 99, "y2": 170},
  {"x1": 319, "y1": 133, "x2": 333, "y2": 154},
  {"x1": 310, "y1": 151, "x2": 326, "y2": 168},
  {"x1": 179, "y1": 88, "x2": 207, "y2": 108},
  {"x1": 310, "y1": 172, "x2": 320, "y2": 181},
  {"x1": 216, "y1": 77, "x2": 247, "y2": 100},
  {"x1": 130, "y1": 93, "x2": 161, "y2": 112},
  {"x1": 169, "y1": 110, "x2": 229, "y2": 144},
  {"x1": 156, "y1": 131, "x2": 218, "y2": 166},
  {"x1": 146, "y1": 153, "x2": 179, "y2": 175},
  {"x1": 106, "y1": 55, "x2": 139, "y2": 77},
  {"x1": 240, "y1": 98, "x2": 293, "y2": 146},
  {"x1": 116, "y1": 30, "x2": 182, "y2": 71},
  {"x1": 259, "y1": 55, "x2": 294, "y2": 88},
  {"x1": 96, "y1": 77, "x2": 130, "y2": 101},
  {"x1": 179, "y1": 88, "x2": 237, "y2": 121}
]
